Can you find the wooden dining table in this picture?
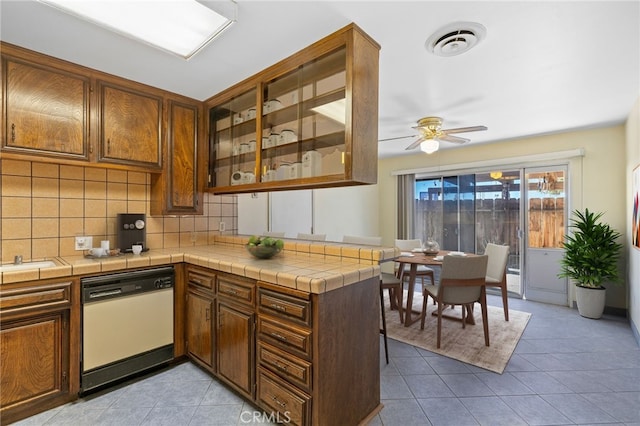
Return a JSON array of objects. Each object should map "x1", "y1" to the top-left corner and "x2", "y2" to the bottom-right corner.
[{"x1": 395, "y1": 250, "x2": 477, "y2": 327}]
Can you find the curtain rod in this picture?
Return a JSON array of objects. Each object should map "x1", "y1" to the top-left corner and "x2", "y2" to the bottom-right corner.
[{"x1": 390, "y1": 148, "x2": 585, "y2": 176}]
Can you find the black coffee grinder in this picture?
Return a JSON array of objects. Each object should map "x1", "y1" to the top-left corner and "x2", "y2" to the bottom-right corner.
[{"x1": 117, "y1": 213, "x2": 148, "y2": 253}]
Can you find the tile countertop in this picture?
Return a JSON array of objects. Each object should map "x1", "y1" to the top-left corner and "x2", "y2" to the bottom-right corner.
[{"x1": 0, "y1": 235, "x2": 400, "y2": 294}]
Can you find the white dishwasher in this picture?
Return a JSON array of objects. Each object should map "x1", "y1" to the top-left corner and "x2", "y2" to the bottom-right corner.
[{"x1": 81, "y1": 266, "x2": 174, "y2": 393}]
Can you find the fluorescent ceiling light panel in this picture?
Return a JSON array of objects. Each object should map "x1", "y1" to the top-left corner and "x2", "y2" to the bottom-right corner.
[{"x1": 39, "y1": 0, "x2": 236, "y2": 59}]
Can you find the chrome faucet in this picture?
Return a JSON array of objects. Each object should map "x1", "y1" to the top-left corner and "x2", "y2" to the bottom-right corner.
[{"x1": 14, "y1": 255, "x2": 23, "y2": 265}]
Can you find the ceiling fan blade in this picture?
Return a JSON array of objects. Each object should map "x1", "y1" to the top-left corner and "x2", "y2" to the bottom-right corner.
[
  {"x1": 405, "y1": 137, "x2": 425, "y2": 150},
  {"x1": 379, "y1": 134, "x2": 417, "y2": 142},
  {"x1": 443, "y1": 125, "x2": 487, "y2": 134},
  {"x1": 438, "y1": 134, "x2": 470, "y2": 144}
]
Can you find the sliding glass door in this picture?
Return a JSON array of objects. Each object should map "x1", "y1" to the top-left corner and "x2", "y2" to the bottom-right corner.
[
  {"x1": 523, "y1": 166, "x2": 568, "y2": 304},
  {"x1": 413, "y1": 165, "x2": 568, "y2": 304},
  {"x1": 416, "y1": 170, "x2": 523, "y2": 297}
]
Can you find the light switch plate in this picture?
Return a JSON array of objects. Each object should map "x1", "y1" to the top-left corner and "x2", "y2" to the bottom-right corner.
[{"x1": 75, "y1": 236, "x2": 92, "y2": 251}]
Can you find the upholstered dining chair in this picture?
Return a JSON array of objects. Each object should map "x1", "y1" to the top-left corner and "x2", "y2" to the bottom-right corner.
[
  {"x1": 420, "y1": 254, "x2": 489, "y2": 348},
  {"x1": 484, "y1": 243, "x2": 510, "y2": 321},
  {"x1": 342, "y1": 235, "x2": 382, "y2": 246},
  {"x1": 263, "y1": 231, "x2": 286, "y2": 237},
  {"x1": 296, "y1": 233, "x2": 326, "y2": 241}
]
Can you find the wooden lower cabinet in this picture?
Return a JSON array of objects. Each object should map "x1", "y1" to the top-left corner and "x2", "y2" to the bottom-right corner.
[
  {"x1": 186, "y1": 288, "x2": 215, "y2": 371},
  {"x1": 185, "y1": 266, "x2": 381, "y2": 426},
  {"x1": 186, "y1": 266, "x2": 216, "y2": 372},
  {"x1": 0, "y1": 280, "x2": 78, "y2": 424},
  {"x1": 257, "y1": 367, "x2": 311, "y2": 426},
  {"x1": 257, "y1": 279, "x2": 381, "y2": 426},
  {"x1": 216, "y1": 273, "x2": 256, "y2": 400},
  {"x1": 217, "y1": 301, "x2": 254, "y2": 399}
]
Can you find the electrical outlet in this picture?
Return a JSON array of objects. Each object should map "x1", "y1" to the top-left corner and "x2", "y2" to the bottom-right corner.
[
  {"x1": 75, "y1": 236, "x2": 93, "y2": 251},
  {"x1": 219, "y1": 221, "x2": 226, "y2": 232}
]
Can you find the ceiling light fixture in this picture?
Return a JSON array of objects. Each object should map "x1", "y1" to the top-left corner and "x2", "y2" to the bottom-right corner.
[
  {"x1": 490, "y1": 171, "x2": 503, "y2": 180},
  {"x1": 426, "y1": 22, "x2": 486, "y2": 57},
  {"x1": 420, "y1": 139, "x2": 439, "y2": 154},
  {"x1": 38, "y1": 0, "x2": 237, "y2": 60}
]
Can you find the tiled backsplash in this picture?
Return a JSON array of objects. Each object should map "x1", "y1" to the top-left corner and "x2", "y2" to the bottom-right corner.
[{"x1": 0, "y1": 159, "x2": 237, "y2": 263}]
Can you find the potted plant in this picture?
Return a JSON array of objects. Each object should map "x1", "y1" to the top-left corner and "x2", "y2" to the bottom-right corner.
[{"x1": 559, "y1": 208, "x2": 623, "y2": 319}]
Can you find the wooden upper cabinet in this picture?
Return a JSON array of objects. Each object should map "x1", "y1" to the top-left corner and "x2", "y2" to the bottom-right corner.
[
  {"x1": 97, "y1": 81, "x2": 163, "y2": 169},
  {"x1": 2, "y1": 55, "x2": 89, "y2": 159},
  {"x1": 151, "y1": 99, "x2": 202, "y2": 215},
  {"x1": 1, "y1": 42, "x2": 173, "y2": 172},
  {"x1": 206, "y1": 23, "x2": 380, "y2": 194}
]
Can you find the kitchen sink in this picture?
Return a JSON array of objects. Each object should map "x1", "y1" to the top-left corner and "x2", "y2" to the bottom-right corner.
[{"x1": 0, "y1": 260, "x2": 57, "y2": 272}]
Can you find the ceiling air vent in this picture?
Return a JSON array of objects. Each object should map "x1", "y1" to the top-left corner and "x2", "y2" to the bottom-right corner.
[{"x1": 426, "y1": 22, "x2": 486, "y2": 57}]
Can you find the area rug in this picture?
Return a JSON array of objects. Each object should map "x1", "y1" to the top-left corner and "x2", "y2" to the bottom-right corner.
[{"x1": 383, "y1": 291, "x2": 531, "y2": 374}]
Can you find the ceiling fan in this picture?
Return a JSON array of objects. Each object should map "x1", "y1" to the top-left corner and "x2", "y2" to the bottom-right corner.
[{"x1": 380, "y1": 116, "x2": 487, "y2": 154}]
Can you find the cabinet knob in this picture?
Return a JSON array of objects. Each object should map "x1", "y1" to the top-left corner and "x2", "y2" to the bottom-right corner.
[{"x1": 11, "y1": 123, "x2": 15, "y2": 142}]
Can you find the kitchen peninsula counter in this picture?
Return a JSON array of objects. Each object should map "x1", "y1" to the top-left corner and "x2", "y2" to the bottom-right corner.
[
  {"x1": 2, "y1": 235, "x2": 394, "y2": 425},
  {"x1": 0, "y1": 235, "x2": 399, "y2": 290}
]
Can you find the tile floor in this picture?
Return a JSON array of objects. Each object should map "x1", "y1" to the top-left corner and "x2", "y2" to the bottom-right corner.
[{"x1": 13, "y1": 295, "x2": 640, "y2": 426}]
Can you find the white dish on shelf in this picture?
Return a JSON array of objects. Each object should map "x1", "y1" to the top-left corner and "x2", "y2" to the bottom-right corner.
[
  {"x1": 279, "y1": 129, "x2": 298, "y2": 144},
  {"x1": 263, "y1": 99, "x2": 282, "y2": 113}
]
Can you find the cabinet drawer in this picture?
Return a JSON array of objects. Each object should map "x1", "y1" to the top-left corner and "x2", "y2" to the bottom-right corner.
[
  {"x1": 257, "y1": 367, "x2": 310, "y2": 426},
  {"x1": 258, "y1": 341, "x2": 312, "y2": 393},
  {"x1": 0, "y1": 282, "x2": 72, "y2": 316},
  {"x1": 258, "y1": 317, "x2": 311, "y2": 360},
  {"x1": 258, "y1": 288, "x2": 311, "y2": 327},
  {"x1": 187, "y1": 268, "x2": 215, "y2": 291},
  {"x1": 217, "y1": 275, "x2": 255, "y2": 306}
]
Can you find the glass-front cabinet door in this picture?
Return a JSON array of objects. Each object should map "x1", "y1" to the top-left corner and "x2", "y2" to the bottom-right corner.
[
  {"x1": 209, "y1": 88, "x2": 257, "y2": 188},
  {"x1": 206, "y1": 23, "x2": 380, "y2": 194},
  {"x1": 260, "y1": 47, "x2": 346, "y2": 183}
]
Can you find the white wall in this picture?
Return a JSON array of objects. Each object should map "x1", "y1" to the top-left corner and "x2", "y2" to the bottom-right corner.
[
  {"x1": 270, "y1": 190, "x2": 312, "y2": 237},
  {"x1": 237, "y1": 185, "x2": 379, "y2": 242},
  {"x1": 237, "y1": 193, "x2": 269, "y2": 236},
  {"x1": 313, "y1": 185, "x2": 379, "y2": 242}
]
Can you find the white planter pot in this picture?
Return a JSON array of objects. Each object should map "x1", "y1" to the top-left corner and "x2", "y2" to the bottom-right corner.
[{"x1": 575, "y1": 285, "x2": 606, "y2": 319}]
